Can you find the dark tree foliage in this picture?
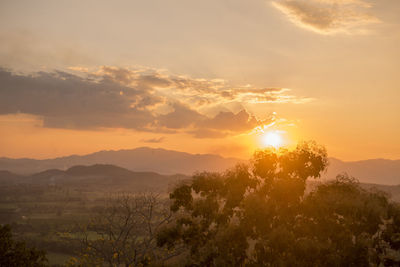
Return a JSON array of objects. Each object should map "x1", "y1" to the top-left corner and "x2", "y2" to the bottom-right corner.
[
  {"x1": 0, "y1": 224, "x2": 47, "y2": 267},
  {"x1": 157, "y1": 142, "x2": 400, "y2": 266}
]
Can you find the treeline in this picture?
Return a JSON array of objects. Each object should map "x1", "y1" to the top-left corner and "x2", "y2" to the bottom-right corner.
[{"x1": 2, "y1": 142, "x2": 400, "y2": 266}]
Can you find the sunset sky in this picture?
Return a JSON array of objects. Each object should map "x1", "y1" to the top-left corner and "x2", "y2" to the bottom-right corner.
[{"x1": 0, "y1": 0, "x2": 399, "y2": 160}]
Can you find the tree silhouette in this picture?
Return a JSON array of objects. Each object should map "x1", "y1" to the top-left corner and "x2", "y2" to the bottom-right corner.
[
  {"x1": 0, "y1": 224, "x2": 47, "y2": 267},
  {"x1": 157, "y1": 142, "x2": 400, "y2": 266}
]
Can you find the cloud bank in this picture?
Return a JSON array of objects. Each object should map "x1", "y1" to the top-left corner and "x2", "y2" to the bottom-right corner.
[
  {"x1": 0, "y1": 66, "x2": 310, "y2": 138},
  {"x1": 272, "y1": 0, "x2": 380, "y2": 34}
]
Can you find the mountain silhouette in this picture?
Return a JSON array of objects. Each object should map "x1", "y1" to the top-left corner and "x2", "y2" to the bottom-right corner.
[
  {"x1": 1, "y1": 163, "x2": 399, "y2": 201},
  {"x1": 0, "y1": 164, "x2": 187, "y2": 192},
  {"x1": 0, "y1": 147, "x2": 242, "y2": 175},
  {"x1": 324, "y1": 158, "x2": 400, "y2": 185},
  {"x1": 0, "y1": 147, "x2": 399, "y2": 185}
]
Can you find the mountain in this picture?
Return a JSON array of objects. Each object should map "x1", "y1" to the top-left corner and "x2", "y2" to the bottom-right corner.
[
  {"x1": 0, "y1": 170, "x2": 24, "y2": 185},
  {"x1": 0, "y1": 148, "x2": 399, "y2": 185},
  {"x1": 323, "y1": 158, "x2": 400, "y2": 185},
  {"x1": 359, "y1": 183, "x2": 400, "y2": 202},
  {"x1": 0, "y1": 164, "x2": 188, "y2": 193},
  {"x1": 0, "y1": 159, "x2": 399, "y2": 199},
  {"x1": 1, "y1": 163, "x2": 399, "y2": 201},
  {"x1": 0, "y1": 147, "x2": 243, "y2": 175}
]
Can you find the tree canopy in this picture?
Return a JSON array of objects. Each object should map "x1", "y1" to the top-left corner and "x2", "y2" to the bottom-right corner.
[
  {"x1": 157, "y1": 142, "x2": 400, "y2": 266},
  {"x1": 0, "y1": 224, "x2": 47, "y2": 267}
]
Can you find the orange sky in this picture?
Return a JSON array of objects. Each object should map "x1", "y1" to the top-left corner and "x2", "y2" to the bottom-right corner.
[{"x1": 0, "y1": 0, "x2": 399, "y2": 161}]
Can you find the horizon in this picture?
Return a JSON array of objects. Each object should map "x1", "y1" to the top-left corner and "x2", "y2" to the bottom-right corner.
[{"x1": 1, "y1": 146, "x2": 400, "y2": 163}]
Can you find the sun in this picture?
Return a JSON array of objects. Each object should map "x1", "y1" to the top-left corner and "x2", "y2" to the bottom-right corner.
[{"x1": 262, "y1": 131, "x2": 283, "y2": 148}]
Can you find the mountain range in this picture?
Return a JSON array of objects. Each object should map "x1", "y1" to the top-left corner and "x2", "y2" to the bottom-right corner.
[
  {"x1": 0, "y1": 147, "x2": 241, "y2": 176},
  {"x1": 324, "y1": 158, "x2": 400, "y2": 185},
  {"x1": 0, "y1": 147, "x2": 399, "y2": 185},
  {"x1": 0, "y1": 164, "x2": 187, "y2": 193}
]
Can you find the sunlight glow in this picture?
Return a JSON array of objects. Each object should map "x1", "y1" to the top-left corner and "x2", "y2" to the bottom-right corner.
[{"x1": 262, "y1": 131, "x2": 283, "y2": 148}]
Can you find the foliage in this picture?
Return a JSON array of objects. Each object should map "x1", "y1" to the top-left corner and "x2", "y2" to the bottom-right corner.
[
  {"x1": 0, "y1": 224, "x2": 48, "y2": 267},
  {"x1": 157, "y1": 142, "x2": 400, "y2": 266}
]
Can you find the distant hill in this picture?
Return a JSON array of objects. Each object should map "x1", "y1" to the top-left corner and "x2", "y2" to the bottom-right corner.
[
  {"x1": 0, "y1": 147, "x2": 243, "y2": 175},
  {"x1": 0, "y1": 148, "x2": 399, "y2": 185},
  {"x1": 359, "y1": 183, "x2": 400, "y2": 203},
  {"x1": 1, "y1": 163, "x2": 399, "y2": 202},
  {"x1": 0, "y1": 170, "x2": 24, "y2": 185},
  {"x1": 323, "y1": 158, "x2": 400, "y2": 185},
  {"x1": 1, "y1": 161, "x2": 399, "y2": 200},
  {"x1": 0, "y1": 164, "x2": 188, "y2": 193}
]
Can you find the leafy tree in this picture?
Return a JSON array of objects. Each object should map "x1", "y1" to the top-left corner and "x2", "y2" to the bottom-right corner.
[
  {"x1": 157, "y1": 142, "x2": 400, "y2": 266},
  {"x1": 299, "y1": 174, "x2": 400, "y2": 266},
  {"x1": 0, "y1": 224, "x2": 47, "y2": 267}
]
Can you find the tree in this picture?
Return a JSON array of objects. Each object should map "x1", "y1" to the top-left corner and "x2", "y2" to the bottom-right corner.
[
  {"x1": 69, "y1": 193, "x2": 183, "y2": 266},
  {"x1": 157, "y1": 142, "x2": 400, "y2": 266},
  {"x1": 0, "y1": 224, "x2": 47, "y2": 267},
  {"x1": 298, "y1": 174, "x2": 400, "y2": 266}
]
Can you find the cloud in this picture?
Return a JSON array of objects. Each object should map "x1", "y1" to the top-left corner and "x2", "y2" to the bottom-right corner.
[
  {"x1": 272, "y1": 0, "x2": 380, "y2": 34},
  {"x1": 200, "y1": 110, "x2": 260, "y2": 132},
  {"x1": 157, "y1": 103, "x2": 205, "y2": 129},
  {"x1": 156, "y1": 104, "x2": 265, "y2": 138},
  {"x1": 141, "y1": 137, "x2": 165, "y2": 143},
  {"x1": 0, "y1": 66, "x2": 310, "y2": 138},
  {"x1": 0, "y1": 68, "x2": 157, "y2": 130},
  {"x1": 91, "y1": 66, "x2": 311, "y2": 108},
  {"x1": 188, "y1": 129, "x2": 229, "y2": 139},
  {"x1": 194, "y1": 110, "x2": 266, "y2": 138}
]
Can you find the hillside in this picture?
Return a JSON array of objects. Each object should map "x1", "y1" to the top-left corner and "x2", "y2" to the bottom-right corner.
[
  {"x1": 1, "y1": 163, "x2": 399, "y2": 202},
  {"x1": 323, "y1": 158, "x2": 400, "y2": 185},
  {"x1": 0, "y1": 147, "x2": 242, "y2": 175},
  {"x1": 0, "y1": 148, "x2": 399, "y2": 185},
  {"x1": 0, "y1": 164, "x2": 188, "y2": 193}
]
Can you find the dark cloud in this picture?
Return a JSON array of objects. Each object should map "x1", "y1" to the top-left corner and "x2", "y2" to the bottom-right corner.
[
  {"x1": 188, "y1": 129, "x2": 229, "y2": 139},
  {"x1": 0, "y1": 68, "x2": 157, "y2": 130},
  {"x1": 157, "y1": 103, "x2": 205, "y2": 129},
  {"x1": 200, "y1": 110, "x2": 259, "y2": 132},
  {"x1": 141, "y1": 137, "x2": 165, "y2": 143},
  {"x1": 157, "y1": 104, "x2": 266, "y2": 137},
  {"x1": 0, "y1": 66, "x2": 307, "y2": 138},
  {"x1": 190, "y1": 109, "x2": 267, "y2": 138}
]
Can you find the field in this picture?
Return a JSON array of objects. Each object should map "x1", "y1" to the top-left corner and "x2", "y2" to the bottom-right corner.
[
  {"x1": 0, "y1": 185, "x2": 126, "y2": 266},
  {"x1": 1, "y1": 166, "x2": 399, "y2": 266}
]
